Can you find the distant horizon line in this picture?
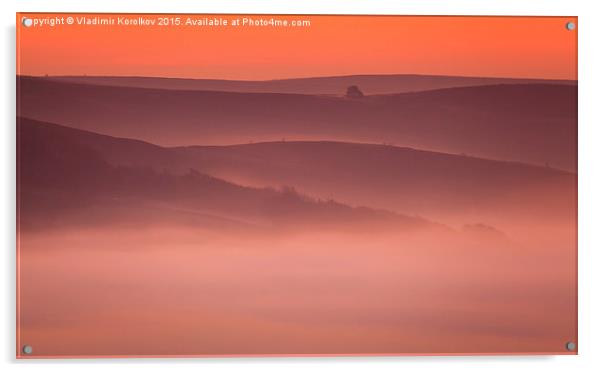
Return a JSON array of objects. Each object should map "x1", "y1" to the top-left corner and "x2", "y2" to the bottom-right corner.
[{"x1": 16, "y1": 72, "x2": 578, "y2": 83}]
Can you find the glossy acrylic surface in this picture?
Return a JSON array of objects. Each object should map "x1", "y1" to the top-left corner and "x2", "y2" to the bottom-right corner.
[{"x1": 16, "y1": 14, "x2": 577, "y2": 358}]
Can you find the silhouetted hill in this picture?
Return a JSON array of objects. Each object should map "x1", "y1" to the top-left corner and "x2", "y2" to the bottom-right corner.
[
  {"x1": 18, "y1": 118, "x2": 575, "y2": 229},
  {"x1": 17, "y1": 118, "x2": 429, "y2": 231},
  {"x1": 42, "y1": 74, "x2": 576, "y2": 95},
  {"x1": 176, "y1": 140, "x2": 576, "y2": 222},
  {"x1": 18, "y1": 76, "x2": 577, "y2": 170}
]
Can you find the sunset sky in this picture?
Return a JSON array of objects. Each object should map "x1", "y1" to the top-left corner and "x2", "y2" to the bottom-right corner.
[{"x1": 17, "y1": 14, "x2": 577, "y2": 80}]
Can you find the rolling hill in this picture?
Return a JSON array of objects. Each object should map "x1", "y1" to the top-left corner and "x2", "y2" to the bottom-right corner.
[
  {"x1": 175, "y1": 140, "x2": 576, "y2": 220},
  {"x1": 17, "y1": 76, "x2": 577, "y2": 171},
  {"x1": 17, "y1": 117, "x2": 430, "y2": 232},
  {"x1": 18, "y1": 118, "x2": 575, "y2": 232}
]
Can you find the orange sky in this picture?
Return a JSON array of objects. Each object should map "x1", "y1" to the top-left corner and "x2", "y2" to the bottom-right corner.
[{"x1": 16, "y1": 14, "x2": 577, "y2": 80}]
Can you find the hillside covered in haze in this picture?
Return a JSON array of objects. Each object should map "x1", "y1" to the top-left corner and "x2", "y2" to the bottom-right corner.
[
  {"x1": 17, "y1": 117, "x2": 432, "y2": 233},
  {"x1": 18, "y1": 117, "x2": 575, "y2": 237},
  {"x1": 18, "y1": 76, "x2": 577, "y2": 171}
]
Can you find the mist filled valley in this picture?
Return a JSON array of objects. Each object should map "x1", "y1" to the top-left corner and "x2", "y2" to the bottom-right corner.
[{"x1": 17, "y1": 75, "x2": 577, "y2": 355}]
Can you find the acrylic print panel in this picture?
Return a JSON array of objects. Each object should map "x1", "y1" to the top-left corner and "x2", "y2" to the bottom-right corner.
[{"x1": 16, "y1": 14, "x2": 577, "y2": 358}]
